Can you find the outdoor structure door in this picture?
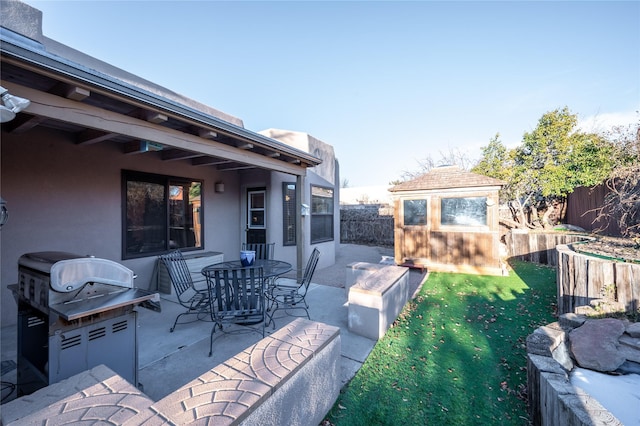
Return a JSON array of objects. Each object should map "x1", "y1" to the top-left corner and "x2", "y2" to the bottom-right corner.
[{"x1": 246, "y1": 189, "x2": 266, "y2": 244}]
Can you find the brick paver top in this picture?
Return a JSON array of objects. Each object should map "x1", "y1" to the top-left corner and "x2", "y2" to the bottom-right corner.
[
  {"x1": 1, "y1": 365, "x2": 156, "y2": 426},
  {"x1": 350, "y1": 266, "x2": 408, "y2": 295},
  {"x1": 151, "y1": 318, "x2": 339, "y2": 425}
]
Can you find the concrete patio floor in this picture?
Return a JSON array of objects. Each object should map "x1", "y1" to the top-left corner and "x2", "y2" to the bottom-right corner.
[{"x1": 1, "y1": 244, "x2": 426, "y2": 405}]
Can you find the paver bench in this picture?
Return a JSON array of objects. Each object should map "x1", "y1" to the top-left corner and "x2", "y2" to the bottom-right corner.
[
  {"x1": 0, "y1": 363, "x2": 157, "y2": 425},
  {"x1": 1, "y1": 318, "x2": 341, "y2": 426},
  {"x1": 347, "y1": 263, "x2": 410, "y2": 340},
  {"x1": 345, "y1": 261, "x2": 388, "y2": 297}
]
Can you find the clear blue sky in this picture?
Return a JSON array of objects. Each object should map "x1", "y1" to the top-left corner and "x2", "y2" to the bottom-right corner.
[{"x1": 24, "y1": 1, "x2": 640, "y2": 186}]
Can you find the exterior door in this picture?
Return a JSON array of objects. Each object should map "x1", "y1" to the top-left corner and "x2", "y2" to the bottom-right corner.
[{"x1": 246, "y1": 189, "x2": 266, "y2": 244}]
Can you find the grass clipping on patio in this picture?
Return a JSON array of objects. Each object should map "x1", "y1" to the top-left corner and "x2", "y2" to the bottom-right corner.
[{"x1": 325, "y1": 260, "x2": 557, "y2": 426}]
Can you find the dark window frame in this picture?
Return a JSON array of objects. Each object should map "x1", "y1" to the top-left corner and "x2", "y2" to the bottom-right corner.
[
  {"x1": 310, "y1": 184, "x2": 334, "y2": 244},
  {"x1": 122, "y1": 170, "x2": 203, "y2": 259},
  {"x1": 282, "y1": 182, "x2": 297, "y2": 246}
]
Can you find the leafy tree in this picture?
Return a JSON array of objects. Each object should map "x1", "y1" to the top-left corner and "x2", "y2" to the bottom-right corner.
[
  {"x1": 473, "y1": 107, "x2": 617, "y2": 229},
  {"x1": 515, "y1": 108, "x2": 613, "y2": 198},
  {"x1": 471, "y1": 133, "x2": 511, "y2": 184}
]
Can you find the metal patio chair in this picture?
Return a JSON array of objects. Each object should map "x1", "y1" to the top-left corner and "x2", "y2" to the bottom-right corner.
[
  {"x1": 203, "y1": 265, "x2": 266, "y2": 356},
  {"x1": 159, "y1": 250, "x2": 210, "y2": 332},
  {"x1": 265, "y1": 248, "x2": 320, "y2": 329},
  {"x1": 241, "y1": 242, "x2": 276, "y2": 260}
]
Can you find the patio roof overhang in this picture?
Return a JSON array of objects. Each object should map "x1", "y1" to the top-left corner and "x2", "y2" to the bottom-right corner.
[{"x1": 0, "y1": 27, "x2": 322, "y2": 175}]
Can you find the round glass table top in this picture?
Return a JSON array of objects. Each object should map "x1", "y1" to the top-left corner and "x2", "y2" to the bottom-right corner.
[{"x1": 201, "y1": 259, "x2": 292, "y2": 278}]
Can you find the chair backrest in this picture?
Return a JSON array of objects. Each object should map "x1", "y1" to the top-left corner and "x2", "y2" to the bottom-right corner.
[
  {"x1": 300, "y1": 248, "x2": 321, "y2": 290},
  {"x1": 241, "y1": 242, "x2": 275, "y2": 260},
  {"x1": 159, "y1": 250, "x2": 196, "y2": 302},
  {"x1": 205, "y1": 266, "x2": 265, "y2": 320}
]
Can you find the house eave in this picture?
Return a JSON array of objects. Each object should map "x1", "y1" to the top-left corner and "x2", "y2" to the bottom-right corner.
[{"x1": 0, "y1": 27, "x2": 322, "y2": 169}]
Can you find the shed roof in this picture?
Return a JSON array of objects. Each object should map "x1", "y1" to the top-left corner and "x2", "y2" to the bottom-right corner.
[{"x1": 389, "y1": 165, "x2": 504, "y2": 192}]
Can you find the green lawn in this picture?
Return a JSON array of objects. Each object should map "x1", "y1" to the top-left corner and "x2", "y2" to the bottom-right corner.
[{"x1": 325, "y1": 260, "x2": 557, "y2": 426}]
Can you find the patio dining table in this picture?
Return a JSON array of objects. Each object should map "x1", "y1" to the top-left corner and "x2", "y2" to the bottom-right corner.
[
  {"x1": 201, "y1": 259, "x2": 292, "y2": 280},
  {"x1": 200, "y1": 259, "x2": 292, "y2": 326}
]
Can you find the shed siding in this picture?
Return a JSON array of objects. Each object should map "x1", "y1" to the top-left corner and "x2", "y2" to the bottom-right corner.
[{"x1": 391, "y1": 167, "x2": 503, "y2": 275}]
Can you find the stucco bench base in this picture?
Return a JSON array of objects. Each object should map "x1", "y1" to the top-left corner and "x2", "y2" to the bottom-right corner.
[{"x1": 348, "y1": 264, "x2": 410, "y2": 340}]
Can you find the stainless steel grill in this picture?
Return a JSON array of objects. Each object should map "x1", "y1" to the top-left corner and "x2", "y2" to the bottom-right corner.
[{"x1": 10, "y1": 251, "x2": 160, "y2": 395}]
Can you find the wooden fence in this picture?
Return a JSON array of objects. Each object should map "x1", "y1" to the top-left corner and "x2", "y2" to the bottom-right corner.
[
  {"x1": 566, "y1": 184, "x2": 622, "y2": 237},
  {"x1": 557, "y1": 244, "x2": 640, "y2": 316},
  {"x1": 505, "y1": 230, "x2": 590, "y2": 266},
  {"x1": 506, "y1": 231, "x2": 638, "y2": 315}
]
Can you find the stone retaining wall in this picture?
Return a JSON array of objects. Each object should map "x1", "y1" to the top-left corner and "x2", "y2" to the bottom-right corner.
[{"x1": 526, "y1": 315, "x2": 640, "y2": 426}]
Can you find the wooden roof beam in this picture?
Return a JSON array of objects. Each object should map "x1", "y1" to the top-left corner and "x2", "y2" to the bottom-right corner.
[
  {"x1": 124, "y1": 140, "x2": 163, "y2": 154},
  {"x1": 191, "y1": 156, "x2": 231, "y2": 166},
  {"x1": 1, "y1": 113, "x2": 46, "y2": 133},
  {"x1": 161, "y1": 149, "x2": 201, "y2": 161},
  {"x1": 7, "y1": 82, "x2": 309, "y2": 175},
  {"x1": 235, "y1": 141, "x2": 254, "y2": 150},
  {"x1": 198, "y1": 129, "x2": 218, "y2": 139},
  {"x1": 76, "y1": 128, "x2": 117, "y2": 145},
  {"x1": 145, "y1": 111, "x2": 168, "y2": 124},
  {"x1": 65, "y1": 85, "x2": 90, "y2": 101},
  {"x1": 216, "y1": 162, "x2": 254, "y2": 171}
]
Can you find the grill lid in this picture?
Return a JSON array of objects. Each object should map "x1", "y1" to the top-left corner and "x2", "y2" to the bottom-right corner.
[
  {"x1": 50, "y1": 257, "x2": 134, "y2": 293},
  {"x1": 18, "y1": 251, "x2": 88, "y2": 274}
]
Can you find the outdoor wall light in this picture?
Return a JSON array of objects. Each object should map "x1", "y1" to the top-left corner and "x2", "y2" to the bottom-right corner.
[
  {"x1": 0, "y1": 86, "x2": 31, "y2": 123},
  {"x1": 301, "y1": 203, "x2": 310, "y2": 216},
  {"x1": 214, "y1": 182, "x2": 225, "y2": 193},
  {"x1": 0, "y1": 197, "x2": 8, "y2": 228}
]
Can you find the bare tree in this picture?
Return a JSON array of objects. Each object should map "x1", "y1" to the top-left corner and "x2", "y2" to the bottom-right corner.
[
  {"x1": 592, "y1": 122, "x2": 640, "y2": 241},
  {"x1": 397, "y1": 148, "x2": 473, "y2": 182}
]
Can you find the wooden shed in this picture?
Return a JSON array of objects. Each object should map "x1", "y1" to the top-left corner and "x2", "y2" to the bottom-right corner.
[{"x1": 389, "y1": 165, "x2": 505, "y2": 275}]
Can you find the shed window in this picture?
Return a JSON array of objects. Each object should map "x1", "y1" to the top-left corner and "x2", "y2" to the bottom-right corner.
[
  {"x1": 311, "y1": 185, "x2": 334, "y2": 243},
  {"x1": 403, "y1": 199, "x2": 427, "y2": 226},
  {"x1": 441, "y1": 197, "x2": 487, "y2": 226},
  {"x1": 123, "y1": 171, "x2": 203, "y2": 258}
]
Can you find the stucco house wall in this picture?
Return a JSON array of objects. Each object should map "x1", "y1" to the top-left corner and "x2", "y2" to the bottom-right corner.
[
  {"x1": 0, "y1": 125, "x2": 238, "y2": 325},
  {"x1": 0, "y1": 0, "x2": 340, "y2": 327},
  {"x1": 261, "y1": 129, "x2": 340, "y2": 271}
]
